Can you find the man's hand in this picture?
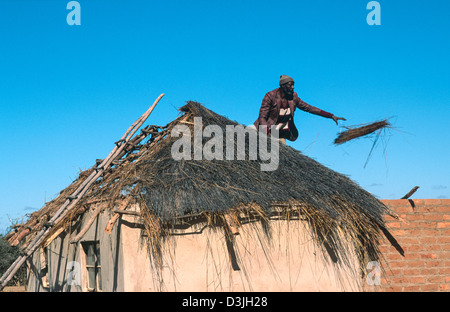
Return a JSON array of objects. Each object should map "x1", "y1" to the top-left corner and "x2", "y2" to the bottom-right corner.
[{"x1": 332, "y1": 115, "x2": 346, "y2": 125}]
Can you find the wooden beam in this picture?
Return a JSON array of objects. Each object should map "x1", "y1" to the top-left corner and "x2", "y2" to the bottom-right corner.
[
  {"x1": 105, "y1": 213, "x2": 121, "y2": 234},
  {"x1": 112, "y1": 209, "x2": 140, "y2": 216},
  {"x1": 70, "y1": 205, "x2": 103, "y2": 244},
  {"x1": 43, "y1": 227, "x2": 65, "y2": 248}
]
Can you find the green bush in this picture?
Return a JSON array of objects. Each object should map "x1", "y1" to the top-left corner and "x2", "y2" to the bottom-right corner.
[{"x1": 0, "y1": 235, "x2": 27, "y2": 287}]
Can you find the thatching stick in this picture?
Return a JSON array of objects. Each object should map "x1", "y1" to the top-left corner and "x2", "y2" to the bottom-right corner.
[
  {"x1": 377, "y1": 223, "x2": 405, "y2": 257},
  {"x1": 105, "y1": 213, "x2": 121, "y2": 234},
  {"x1": 401, "y1": 186, "x2": 419, "y2": 199},
  {"x1": 43, "y1": 227, "x2": 66, "y2": 248},
  {"x1": 224, "y1": 213, "x2": 240, "y2": 235},
  {"x1": 8, "y1": 219, "x2": 38, "y2": 246},
  {"x1": 0, "y1": 93, "x2": 164, "y2": 290},
  {"x1": 105, "y1": 206, "x2": 138, "y2": 234},
  {"x1": 10, "y1": 228, "x2": 31, "y2": 246},
  {"x1": 112, "y1": 209, "x2": 140, "y2": 216}
]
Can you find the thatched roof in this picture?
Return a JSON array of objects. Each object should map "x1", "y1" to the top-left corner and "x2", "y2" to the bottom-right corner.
[{"x1": 5, "y1": 101, "x2": 404, "y2": 276}]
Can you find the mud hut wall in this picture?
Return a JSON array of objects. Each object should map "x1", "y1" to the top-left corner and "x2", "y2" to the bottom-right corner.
[
  {"x1": 25, "y1": 204, "x2": 364, "y2": 292},
  {"x1": 120, "y1": 216, "x2": 363, "y2": 292}
]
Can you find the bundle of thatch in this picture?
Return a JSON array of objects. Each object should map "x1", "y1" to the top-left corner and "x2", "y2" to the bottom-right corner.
[
  {"x1": 5, "y1": 101, "x2": 403, "y2": 279},
  {"x1": 334, "y1": 120, "x2": 391, "y2": 145}
]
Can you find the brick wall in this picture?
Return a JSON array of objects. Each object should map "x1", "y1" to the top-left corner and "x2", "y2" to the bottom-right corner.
[{"x1": 367, "y1": 199, "x2": 450, "y2": 292}]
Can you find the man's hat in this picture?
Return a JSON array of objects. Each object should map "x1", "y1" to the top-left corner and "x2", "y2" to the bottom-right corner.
[{"x1": 279, "y1": 75, "x2": 294, "y2": 86}]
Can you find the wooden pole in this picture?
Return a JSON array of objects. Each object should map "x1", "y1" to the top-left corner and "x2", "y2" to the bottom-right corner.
[
  {"x1": 70, "y1": 204, "x2": 104, "y2": 244},
  {"x1": 401, "y1": 186, "x2": 420, "y2": 199}
]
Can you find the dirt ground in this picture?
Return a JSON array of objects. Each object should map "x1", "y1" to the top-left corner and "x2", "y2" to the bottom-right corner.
[{"x1": 1, "y1": 286, "x2": 26, "y2": 292}]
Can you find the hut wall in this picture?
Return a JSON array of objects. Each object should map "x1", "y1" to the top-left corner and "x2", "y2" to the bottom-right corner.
[
  {"x1": 120, "y1": 217, "x2": 363, "y2": 292},
  {"x1": 26, "y1": 206, "x2": 363, "y2": 292}
]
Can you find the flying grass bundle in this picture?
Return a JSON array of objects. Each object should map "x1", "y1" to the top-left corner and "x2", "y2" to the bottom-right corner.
[{"x1": 334, "y1": 120, "x2": 391, "y2": 145}]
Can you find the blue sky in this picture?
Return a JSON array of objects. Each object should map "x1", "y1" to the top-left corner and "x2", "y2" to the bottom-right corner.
[{"x1": 0, "y1": 0, "x2": 449, "y2": 233}]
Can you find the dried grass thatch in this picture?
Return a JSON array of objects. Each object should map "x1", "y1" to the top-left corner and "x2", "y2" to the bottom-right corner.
[
  {"x1": 334, "y1": 120, "x2": 391, "y2": 145},
  {"x1": 6, "y1": 101, "x2": 403, "y2": 279}
]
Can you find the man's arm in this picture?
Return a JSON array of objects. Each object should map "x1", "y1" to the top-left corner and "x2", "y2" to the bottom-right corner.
[
  {"x1": 257, "y1": 92, "x2": 274, "y2": 126},
  {"x1": 296, "y1": 98, "x2": 346, "y2": 125}
]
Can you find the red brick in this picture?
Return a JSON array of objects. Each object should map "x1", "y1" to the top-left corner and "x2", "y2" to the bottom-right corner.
[
  {"x1": 424, "y1": 199, "x2": 442, "y2": 206},
  {"x1": 422, "y1": 229, "x2": 440, "y2": 236},
  {"x1": 392, "y1": 276, "x2": 409, "y2": 284},
  {"x1": 403, "y1": 268, "x2": 420, "y2": 275},
  {"x1": 386, "y1": 286, "x2": 404, "y2": 292},
  {"x1": 378, "y1": 246, "x2": 389, "y2": 253},
  {"x1": 438, "y1": 236, "x2": 450, "y2": 244},
  {"x1": 440, "y1": 284, "x2": 450, "y2": 291},
  {"x1": 388, "y1": 261, "x2": 407, "y2": 268},
  {"x1": 407, "y1": 245, "x2": 423, "y2": 252},
  {"x1": 411, "y1": 199, "x2": 425, "y2": 206},
  {"x1": 406, "y1": 214, "x2": 424, "y2": 221},
  {"x1": 436, "y1": 206, "x2": 450, "y2": 213},
  {"x1": 404, "y1": 229, "x2": 421, "y2": 236},
  {"x1": 421, "y1": 268, "x2": 438, "y2": 275},
  {"x1": 386, "y1": 269, "x2": 404, "y2": 276},
  {"x1": 421, "y1": 284, "x2": 439, "y2": 291},
  {"x1": 440, "y1": 268, "x2": 450, "y2": 275},
  {"x1": 424, "y1": 260, "x2": 443, "y2": 267},
  {"x1": 410, "y1": 276, "x2": 426, "y2": 284},
  {"x1": 403, "y1": 285, "x2": 421, "y2": 291},
  {"x1": 424, "y1": 244, "x2": 442, "y2": 251},
  {"x1": 388, "y1": 222, "x2": 401, "y2": 228},
  {"x1": 444, "y1": 214, "x2": 450, "y2": 220},
  {"x1": 401, "y1": 222, "x2": 419, "y2": 229},
  {"x1": 400, "y1": 237, "x2": 419, "y2": 244},
  {"x1": 407, "y1": 260, "x2": 425, "y2": 267},
  {"x1": 418, "y1": 206, "x2": 436, "y2": 213},
  {"x1": 386, "y1": 199, "x2": 408, "y2": 207},
  {"x1": 420, "y1": 253, "x2": 438, "y2": 259},
  {"x1": 437, "y1": 222, "x2": 450, "y2": 228},
  {"x1": 390, "y1": 230, "x2": 406, "y2": 236},
  {"x1": 386, "y1": 253, "x2": 404, "y2": 261},
  {"x1": 424, "y1": 214, "x2": 443, "y2": 221},
  {"x1": 427, "y1": 276, "x2": 444, "y2": 283},
  {"x1": 419, "y1": 221, "x2": 437, "y2": 228},
  {"x1": 420, "y1": 237, "x2": 437, "y2": 244},
  {"x1": 396, "y1": 206, "x2": 415, "y2": 213}
]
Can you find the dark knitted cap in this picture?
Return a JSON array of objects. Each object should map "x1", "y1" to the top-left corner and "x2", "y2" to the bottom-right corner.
[{"x1": 279, "y1": 75, "x2": 294, "y2": 85}]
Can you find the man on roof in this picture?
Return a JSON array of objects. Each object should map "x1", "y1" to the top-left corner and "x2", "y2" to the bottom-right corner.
[{"x1": 254, "y1": 75, "x2": 346, "y2": 143}]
